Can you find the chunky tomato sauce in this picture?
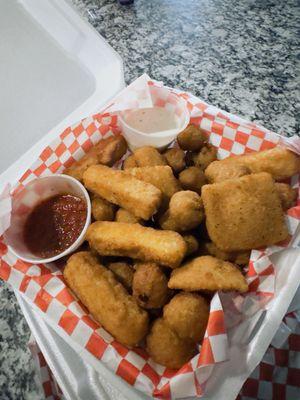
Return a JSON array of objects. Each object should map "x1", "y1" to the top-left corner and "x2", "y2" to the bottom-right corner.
[{"x1": 23, "y1": 194, "x2": 87, "y2": 258}]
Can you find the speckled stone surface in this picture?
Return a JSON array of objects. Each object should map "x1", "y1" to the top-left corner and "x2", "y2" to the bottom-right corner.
[
  {"x1": 72, "y1": 0, "x2": 299, "y2": 136},
  {"x1": 1, "y1": 0, "x2": 299, "y2": 399}
]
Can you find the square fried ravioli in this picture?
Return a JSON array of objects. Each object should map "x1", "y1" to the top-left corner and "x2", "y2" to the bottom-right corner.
[{"x1": 202, "y1": 172, "x2": 289, "y2": 251}]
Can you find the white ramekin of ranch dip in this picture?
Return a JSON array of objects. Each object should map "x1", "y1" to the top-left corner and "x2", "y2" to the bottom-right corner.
[{"x1": 118, "y1": 85, "x2": 190, "y2": 150}]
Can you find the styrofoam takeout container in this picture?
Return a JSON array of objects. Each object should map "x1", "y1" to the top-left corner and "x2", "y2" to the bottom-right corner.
[
  {"x1": 1, "y1": 2, "x2": 299, "y2": 400},
  {"x1": 0, "y1": 1, "x2": 135, "y2": 399},
  {"x1": 5, "y1": 174, "x2": 91, "y2": 264}
]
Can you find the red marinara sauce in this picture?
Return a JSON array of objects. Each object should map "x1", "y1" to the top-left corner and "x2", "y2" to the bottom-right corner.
[{"x1": 23, "y1": 194, "x2": 87, "y2": 258}]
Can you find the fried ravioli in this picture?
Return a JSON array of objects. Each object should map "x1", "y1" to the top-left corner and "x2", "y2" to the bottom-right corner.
[
  {"x1": 168, "y1": 255, "x2": 248, "y2": 293},
  {"x1": 202, "y1": 242, "x2": 250, "y2": 265},
  {"x1": 202, "y1": 173, "x2": 289, "y2": 251},
  {"x1": 205, "y1": 147, "x2": 300, "y2": 182}
]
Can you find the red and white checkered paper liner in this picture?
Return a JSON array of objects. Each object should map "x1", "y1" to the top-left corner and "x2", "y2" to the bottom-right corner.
[
  {"x1": 28, "y1": 335, "x2": 64, "y2": 400},
  {"x1": 29, "y1": 307, "x2": 300, "y2": 400},
  {"x1": 0, "y1": 76, "x2": 299, "y2": 399}
]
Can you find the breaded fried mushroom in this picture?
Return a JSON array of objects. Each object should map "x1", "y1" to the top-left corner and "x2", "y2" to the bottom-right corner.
[
  {"x1": 115, "y1": 208, "x2": 143, "y2": 224},
  {"x1": 183, "y1": 234, "x2": 199, "y2": 256},
  {"x1": 65, "y1": 136, "x2": 127, "y2": 181},
  {"x1": 92, "y1": 196, "x2": 116, "y2": 221},
  {"x1": 179, "y1": 167, "x2": 207, "y2": 194},
  {"x1": 159, "y1": 191, "x2": 204, "y2": 232},
  {"x1": 133, "y1": 262, "x2": 168, "y2": 309},
  {"x1": 163, "y1": 148, "x2": 186, "y2": 173},
  {"x1": 168, "y1": 255, "x2": 248, "y2": 293},
  {"x1": 177, "y1": 124, "x2": 207, "y2": 151},
  {"x1": 133, "y1": 146, "x2": 167, "y2": 167},
  {"x1": 97, "y1": 135, "x2": 128, "y2": 166},
  {"x1": 146, "y1": 318, "x2": 196, "y2": 369},
  {"x1": 107, "y1": 262, "x2": 134, "y2": 291},
  {"x1": 185, "y1": 151, "x2": 195, "y2": 167},
  {"x1": 193, "y1": 144, "x2": 217, "y2": 170},
  {"x1": 275, "y1": 183, "x2": 298, "y2": 210},
  {"x1": 163, "y1": 293, "x2": 209, "y2": 342},
  {"x1": 123, "y1": 154, "x2": 138, "y2": 169}
]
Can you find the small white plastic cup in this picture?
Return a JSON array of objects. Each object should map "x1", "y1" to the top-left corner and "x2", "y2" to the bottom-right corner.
[
  {"x1": 118, "y1": 85, "x2": 190, "y2": 151},
  {"x1": 4, "y1": 174, "x2": 91, "y2": 264}
]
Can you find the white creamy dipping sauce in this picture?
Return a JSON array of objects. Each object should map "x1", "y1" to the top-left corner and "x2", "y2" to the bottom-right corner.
[{"x1": 124, "y1": 107, "x2": 179, "y2": 134}]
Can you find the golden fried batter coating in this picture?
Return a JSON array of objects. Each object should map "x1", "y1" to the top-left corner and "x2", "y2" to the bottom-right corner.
[
  {"x1": 159, "y1": 191, "x2": 204, "y2": 232},
  {"x1": 64, "y1": 252, "x2": 148, "y2": 347},
  {"x1": 107, "y1": 261, "x2": 134, "y2": 291},
  {"x1": 163, "y1": 148, "x2": 186, "y2": 173},
  {"x1": 163, "y1": 293, "x2": 209, "y2": 342},
  {"x1": 179, "y1": 167, "x2": 207, "y2": 194},
  {"x1": 202, "y1": 173, "x2": 289, "y2": 251},
  {"x1": 97, "y1": 135, "x2": 128, "y2": 166},
  {"x1": 183, "y1": 234, "x2": 199, "y2": 256},
  {"x1": 133, "y1": 263, "x2": 168, "y2": 309},
  {"x1": 123, "y1": 154, "x2": 138, "y2": 170},
  {"x1": 168, "y1": 255, "x2": 248, "y2": 292},
  {"x1": 275, "y1": 183, "x2": 298, "y2": 210},
  {"x1": 205, "y1": 163, "x2": 251, "y2": 183},
  {"x1": 86, "y1": 221, "x2": 187, "y2": 268},
  {"x1": 83, "y1": 165, "x2": 162, "y2": 220},
  {"x1": 177, "y1": 124, "x2": 207, "y2": 151},
  {"x1": 115, "y1": 208, "x2": 143, "y2": 224},
  {"x1": 146, "y1": 318, "x2": 196, "y2": 369},
  {"x1": 193, "y1": 144, "x2": 217, "y2": 170},
  {"x1": 203, "y1": 242, "x2": 250, "y2": 265},
  {"x1": 205, "y1": 147, "x2": 300, "y2": 182},
  {"x1": 133, "y1": 146, "x2": 167, "y2": 167},
  {"x1": 92, "y1": 196, "x2": 116, "y2": 221},
  {"x1": 65, "y1": 136, "x2": 127, "y2": 181},
  {"x1": 125, "y1": 166, "x2": 181, "y2": 200}
]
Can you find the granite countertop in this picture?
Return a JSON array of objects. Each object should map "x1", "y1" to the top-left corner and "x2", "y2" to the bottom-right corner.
[{"x1": 0, "y1": 0, "x2": 299, "y2": 399}]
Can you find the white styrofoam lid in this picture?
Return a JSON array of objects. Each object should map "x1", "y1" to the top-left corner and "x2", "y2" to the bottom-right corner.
[{"x1": 0, "y1": 0, "x2": 124, "y2": 180}]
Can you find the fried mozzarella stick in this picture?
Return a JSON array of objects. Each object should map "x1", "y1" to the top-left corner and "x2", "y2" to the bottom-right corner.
[
  {"x1": 205, "y1": 147, "x2": 300, "y2": 182},
  {"x1": 83, "y1": 165, "x2": 162, "y2": 220},
  {"x1": 125, "y1": 166, "x2": 181, "y2": 199},
  {"x1": 86, "y1": 221, "x2": 187, "y2": 268},
  {"x1": 65, "y1": 135, "x2": 127, "y2": 182},
  {"x1": 64, "y1": 252, "x2": 149, "y2": 347}
]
